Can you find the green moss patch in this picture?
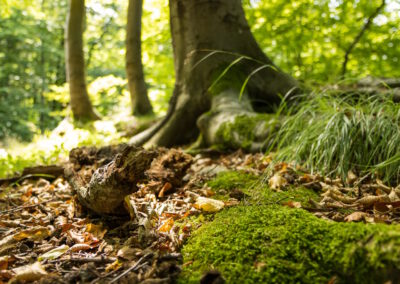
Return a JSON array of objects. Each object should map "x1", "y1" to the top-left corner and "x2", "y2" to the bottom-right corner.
[
  {"x1": 215, "y1": 114, "x2": 275, "y2": 151},
  {"x1": 178, "y1": 171, "x2": 400, "y2": 283}
]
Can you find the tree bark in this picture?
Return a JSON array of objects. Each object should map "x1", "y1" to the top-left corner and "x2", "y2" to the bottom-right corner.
[
  {"x1": 65, "y1": 0, "x2": 99, "y2": 121},
  {"x1": 126, "y1": 0, "x2": 153, "y2": 116},
  {"x1": 131, "y1": 0, "x2": 298, "y2": 148}
]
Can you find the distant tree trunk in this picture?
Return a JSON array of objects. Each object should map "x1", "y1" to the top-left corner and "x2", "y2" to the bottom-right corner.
[
  {"x1": 126, "y1": 0, "x2": 153, "y2": 116},
  {"x1": 65, "y1": 0, "x2": 99, "y2": 121},
  {"x1": 130, "y1": 0, "x2": 298, "y2": 148}
]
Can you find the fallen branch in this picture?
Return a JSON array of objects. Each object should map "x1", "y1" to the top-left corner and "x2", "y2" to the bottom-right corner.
[{"x1": 0, "y1": 165, "x2": 64, "y2": 186}]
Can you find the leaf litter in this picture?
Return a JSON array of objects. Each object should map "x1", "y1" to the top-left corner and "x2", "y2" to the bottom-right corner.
[
  {"x1": 0, "y1": 148, "x2": 268, "y2": 283},
  {"x1": 2, "y1": 146, "x2": 400, "y2": 283},
  {"x1": 267, "y1": 163, "x2": 400, "y2": 223}
]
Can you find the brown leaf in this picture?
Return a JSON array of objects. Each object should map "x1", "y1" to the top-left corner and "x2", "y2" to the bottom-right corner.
[
  {"x1": 158, "y1": 218, "x2": 174, "y2": 233},
  {"x1": 13, "y1": 227, "x2": 50, "y2": 241},
  {"x1": 356, "y1": 195, "x2": 390, "y2": 206},
  {"x1": 194, "y1": 197, "x2": 225, "y2": 212},
  {"x1": 158, "y1": 182, "x2": 173, "y2": 198},
  {"x1": 86, "y1": 223, "x2": 107, "y2": 239},
  {"x1": 344, "y1": 212, "x2": 366, "y2": 222},
  {"x1": 283, "y1": 201, "x2": 302, "y2": 208},
  {"x1": 268, "y1": 174, "x2": 287, "y2": 190},
  {"x1": 11, "y1": 262, "x2": 47, "y2": 282}
]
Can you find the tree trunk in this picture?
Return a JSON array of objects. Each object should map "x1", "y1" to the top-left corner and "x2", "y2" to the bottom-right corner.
[
  {"x1": 65, "y1": 0, "x2": 99, "y2": 121},
  {"x1": 131, "y1": 0, "x2": 298, "y2": 148},
  {"x1": 126, "y1": 0, "x2": 153, "y2": 116}
]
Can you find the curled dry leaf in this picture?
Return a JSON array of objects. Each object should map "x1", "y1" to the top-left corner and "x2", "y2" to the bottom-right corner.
[
  {"x1": 117, "y1": 246, "x2": 141, "y2": 261},
  {"x1": 344, "y1": 212, "x2": 366, "y2": 222},
  {"x1": 346, "y1": 170, "x2": 357, "y2": 185},
  {"x1": 105, "y1": 259, "x2": 122, "y2": 273},
  {"x1": 13, "y1": 226, "x2": 51, "y2": 241},
  {"x1": 86, "y1": 223, "x2": 107, "y2": 239},
  {"x1": 268, "y1": 173, "x2": 287, "y2": 190},
  {"x1": 158, "y1": 218, "x2": 174, "y2": 233},
  {"x1": 158, "y1": 182, "x2": 173, "y2": 198},
  {"x1": 283, "y1": 201, "x2": 302, "y2": 208},
  {"x1": 38, "y1": 245, "x2": 69, "y2": 261},
  {"x1": 194, "y1": 197, "x2": 224, "y2": 212},
  {"x1": 0, "y1": 256, "x2": 10, "y2": 270},
  {"x1": 356, "y1": 195, "x2": 390, "y2": 206},
  {"x1": 11, "y1": 262, "x2": 47, "y2": 282},
  {"x1": 69, "y1": 243, "x2": 92, "y2": 252},
  {"x1": 389, "y1": 189, "x2": 400, "y2": 202}
]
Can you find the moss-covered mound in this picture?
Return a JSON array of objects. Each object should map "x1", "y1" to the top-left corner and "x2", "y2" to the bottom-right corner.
[{"x1": 178, "y1": 172, "x2": 400, "y2": 283}]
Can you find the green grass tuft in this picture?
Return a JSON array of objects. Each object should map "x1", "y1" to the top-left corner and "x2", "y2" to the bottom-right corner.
[{"x1": 271, "y1": 92, "x2": 400, "y2": 184}]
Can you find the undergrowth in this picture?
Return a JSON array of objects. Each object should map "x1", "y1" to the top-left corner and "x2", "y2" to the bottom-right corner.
[
  {"x1": 179, "y1": 171, "x2": 400, "y2": 284},
  {"x1": 272, "y1": 92, "x2": 400, "y2": 184}
]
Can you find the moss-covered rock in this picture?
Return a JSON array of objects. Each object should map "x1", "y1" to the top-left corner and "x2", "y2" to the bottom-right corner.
[{"x1": 178, "y1": 171, "x2": 400, "y2": 283}]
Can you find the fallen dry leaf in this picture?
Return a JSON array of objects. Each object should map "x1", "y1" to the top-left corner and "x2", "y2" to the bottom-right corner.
[
  {"x1": 158, "y1": 218, "x2": 174, "y2": 232},
  {"x1": 344, "y1": 212, "x2": 366, "y2": 222},
  {"x1": 13, "y1": 226, "x2": 50, "y2": 241},
  {"x1": 194, "y1": 197, "x2": 225, "y2": 212},
  {"x1": 86, "y1": 223, "x2": 107, "y2": 239},
  {"x1": 11, "y1": 262, "x2": 47, "y2": 282},
  {"x1": 283, "y1": 201, "x2": 302, "y2": 208},
  {"x1": 38, "y1": 245, "x2": 69, "y2": 261},
  {"x1": 269, "y1": 173, "x2": 287, "y2": 190}
]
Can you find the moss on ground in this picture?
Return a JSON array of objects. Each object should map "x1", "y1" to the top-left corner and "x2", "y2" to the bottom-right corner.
[{"x1": 178, "y1": 171, "x2": 400, "y2": 283}]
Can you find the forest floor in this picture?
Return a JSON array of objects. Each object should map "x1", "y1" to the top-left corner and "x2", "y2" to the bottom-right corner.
[{"x1": 1, "y1": 147, "x2": 400, "y2": 283}]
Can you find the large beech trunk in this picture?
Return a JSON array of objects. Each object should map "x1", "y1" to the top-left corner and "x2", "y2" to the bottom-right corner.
[
  {"x1": 126, "y1": 0, "x2": 153, "y2": 116},
  {"x1": 65, "y1": 0, "x2": 99, "y2": 121},
  {"x1": 130, "y1": 0, "x2": 298, "y2": 148}
]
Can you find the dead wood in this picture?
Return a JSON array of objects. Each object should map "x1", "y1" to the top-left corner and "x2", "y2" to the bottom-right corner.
[{"x1": 65, "y1": 144, "x2": 158, "y2": 215}]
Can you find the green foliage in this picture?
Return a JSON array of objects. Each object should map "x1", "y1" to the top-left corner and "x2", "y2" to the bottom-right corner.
[
  {"x1": 179, "y1": 171, "x2": 400, "y2": 283},
  {"x1": 245, "y1": 0, "x2": 400, "y2": 82},
  {"x1": 272, "y1": 92, "x2": 400, "y2": 183},
  {"x1": 0, "y1": 3, "x2": 66, "y2": 140}
]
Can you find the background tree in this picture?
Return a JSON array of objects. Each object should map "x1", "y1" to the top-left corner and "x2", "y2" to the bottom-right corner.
[
  {"x1": 65, "y1": 0, "x2": 99, "y2": 121},
  {"x1": 126, "y1": 0, "x2": 153, "y2": 115}
]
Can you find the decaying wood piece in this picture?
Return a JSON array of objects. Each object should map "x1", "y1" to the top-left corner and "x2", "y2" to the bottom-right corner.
[{"x1": 65, "y1": 144, "x2": 158, "y2": 215}]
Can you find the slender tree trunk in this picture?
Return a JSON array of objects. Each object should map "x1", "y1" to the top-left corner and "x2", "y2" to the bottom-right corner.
[
  {"x1": 65, "y1": 0, "x2": 99, "y2": 121},
  {"x1": 134, "y1": 0, "x2": 297, "y2": 147},
  {"x1": 126, "y1": 0, "x2": 153, "y2": 116}
]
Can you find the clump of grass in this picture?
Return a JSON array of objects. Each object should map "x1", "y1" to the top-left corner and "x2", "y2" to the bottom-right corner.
[{"x1": 272, "y1": 91, "x2": 400, "y2": 184}]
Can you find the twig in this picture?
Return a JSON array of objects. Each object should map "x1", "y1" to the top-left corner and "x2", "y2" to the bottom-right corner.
[
  {"x1": 68, "y1": 256, "x2": 117, "y2": 264},
  {"x1": 0, "y1": 199, "x2": 56, "y2": 214},
  {"x1": 109, "y1": 252, "x2": 153, "y2": 284},
  {"x1": 341, "y1": 0, "x2": 386, "y2": 78}
]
